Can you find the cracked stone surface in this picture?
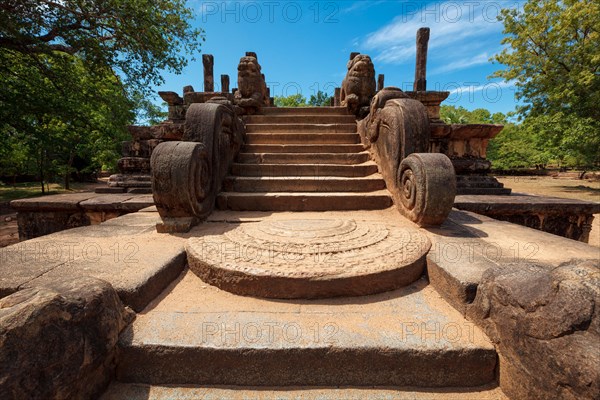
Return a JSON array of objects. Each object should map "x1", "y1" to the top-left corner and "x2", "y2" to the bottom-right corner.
[{"x1": 186, "y1": 218, "x2": 430, "y2": 298}]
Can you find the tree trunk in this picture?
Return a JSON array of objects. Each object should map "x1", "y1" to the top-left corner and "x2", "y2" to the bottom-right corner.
[
  {"x1": 39, "y1": 148, "x2": 45, "y2": 194},
  {"x1": 64, "y1": 151, "x2": 74, "y2": 190}
]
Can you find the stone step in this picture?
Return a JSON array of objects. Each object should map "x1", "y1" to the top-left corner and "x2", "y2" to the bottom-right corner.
[
  {"x1": 236, "y1": 152, "x2": 371, "y2": 165},
  {"x1": 230, "y1": 162, "x2": 379, "y2": 177},
  {"x1": 222, "y1": 175, "x2": 386, "y2": 192},
  {"x1": 216, "y1": 191, "x2": 394, "y2": 211},
  {"x1": 115, "y1": 270, "x2": 497, "y2": 387},
  {"x1": 261, "y1": 106, "x2": 349, "y2": 115},
  {"x1": 245, "y1": 133, "x2": 360, "y2": 145},
  {"x1": 246, "y1": 123, "x2": 357, "y2": 133},
  {"x1": 245, "y1": 115, "x2": 356, "y2": 124},
  {"x1": 457, "y1": 188, "x2": 512, "y2": 195},
  {"x1": 457, "y1": 181, "x2": 505, "y2": 189},
  {"x1": 242, "y1": 144, "x2": 365, "y2": 153},
  {"x1": 102, "y1": 383, "x2": 507, "y2": 399}
]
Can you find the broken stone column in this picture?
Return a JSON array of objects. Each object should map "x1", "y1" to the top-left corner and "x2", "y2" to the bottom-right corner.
[
  {"x1": 378, "y1": 74, "x2": 385, "y2": 91},
  {"x1": 221, "y1": 74, "x2": 230, "y2": 93},
  {"x1": 413, "y1": 27, "x2": 430, "y2": 92},
  {"x1": 334, "y1": 87, "x2": 341, "y2": 106},
  {"x1": 202, "y1": 54, "x2": 214, "y2": 92}
]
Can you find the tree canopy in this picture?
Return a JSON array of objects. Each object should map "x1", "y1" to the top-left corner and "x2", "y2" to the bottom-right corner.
[
  {"x1": 274, "y1": 91, "x2": 332, "y2": 107},
  {"x1": 492, "y1": 0, "x2": 599, "y2": 167},
  {"x1": 0, "y1": 0, "x2": 202, "y2": 189},
  {"x1": 0, "y1": 0, "x2": 203, "y2": 93}
]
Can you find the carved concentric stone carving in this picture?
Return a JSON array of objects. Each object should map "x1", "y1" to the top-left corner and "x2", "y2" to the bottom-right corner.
[
  {"x1": 186, "y1": 219, "x2": 431, "y2": 299},
  {"x1": 397, "y1": 153, "x2": 456, "y2": 226}
]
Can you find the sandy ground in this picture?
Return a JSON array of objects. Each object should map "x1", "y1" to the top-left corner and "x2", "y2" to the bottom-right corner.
[{"x1": 496, "y1": 176, "x2": 600, "y2": 247}]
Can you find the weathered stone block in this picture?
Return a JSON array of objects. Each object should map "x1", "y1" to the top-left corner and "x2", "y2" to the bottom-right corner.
[
  {"x1": 0, "y1": 277, "x2": 133, "y2": 399},
  {"x1": 118, "y1": 157, "x2": 151, "y2": 173},
  {"x1": 122, "y1": 139, "x2": 162, "y2": 158},
  {"x1": 467, "y1": 260, "x2": 600, "y2": 400}
]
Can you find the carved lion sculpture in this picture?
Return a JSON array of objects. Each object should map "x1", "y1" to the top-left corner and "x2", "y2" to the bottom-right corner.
[
  {"x1": 234, "y1": 56, "x2": 267, "y2": 114},
  {"x1": 340, "y1": 54, "x2": 376, "y2": 117}
]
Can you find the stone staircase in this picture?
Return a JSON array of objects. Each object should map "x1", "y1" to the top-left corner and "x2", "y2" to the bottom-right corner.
[
  {"x1": 99, "y1": 107, "x2": 505, "y2": 399},
  {"x1": 456, "y1": 175, "x2": 512, "y2": 195},
  {"x1": 217, "y1": 107, "x2": 393, "y2": 211}
]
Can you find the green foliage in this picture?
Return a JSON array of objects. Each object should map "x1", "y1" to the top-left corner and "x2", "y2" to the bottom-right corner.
[
  {"x1": 308, "y1": 91, "x2": 333, "y2": 107},
  {"x1": 274, "y1": 94, "x2": 308, "y2": 107},
  {"x1": 441, "y1": 106, "x2": 507, "y2": 125},
  {"x1": 491, "y1": 0, "x2": 600, "y2": 168},
  {"x1": 0, "y1": 0, "x2": 200, "y2": 189},
  {"x1": 0, "y1": 0, "x2": 204, "y2": 95}
]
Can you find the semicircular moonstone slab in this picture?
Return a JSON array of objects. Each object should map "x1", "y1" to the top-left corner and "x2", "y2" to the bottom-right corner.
[{"x1": 185, "y1": 219, "x2": 431, "y2": 299}]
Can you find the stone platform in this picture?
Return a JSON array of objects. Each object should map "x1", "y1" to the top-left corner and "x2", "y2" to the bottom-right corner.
[
  {"x1": 101, "y1": 384, "x2": 507, "y2": 400},
  {"x1": 10, "y1": 193, "x2": 154, "y2": 240},
  {"x1": 186, "y1": 218, "x2": 430, "y2": 298},
  {"x1": 116, "y1": 269, "x2": 497, "y2": 387},
  {"x1": 4, "y1": 207, "x2": 600, "y2": 398},
  {"x1": 454, "y1": 193, "x2": 600, "y2": 243}
]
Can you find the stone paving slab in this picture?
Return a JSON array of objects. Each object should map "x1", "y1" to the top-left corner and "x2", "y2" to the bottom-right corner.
[
  {"x1": 79, "y1": 194, "x2": 153, "y2": 211},
  {"x1": 10, "y1": 192, "x2": 104, "y2": 211},
  {"x1": 101, "y1": 383, "x2": 507, "y2": 400},
  {"x1": 426, "y1": 209, "x2": 600, "y2": 313},
  {"x1": 0, "y1": 213, "x2": 186, "y2": 311},
  {"x1": 117, "y1": 270, "x2": 497, "y2": 387},
  {"x1": 455, "y1": 193, "x2": 600, "y2": 213}
]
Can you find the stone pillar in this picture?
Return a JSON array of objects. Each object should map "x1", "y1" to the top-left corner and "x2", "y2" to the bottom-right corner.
[
  {"x1": 377, "y1": 74, "x2": 385, "y2": 91},
  {"x1": 334, "y1": 87, "x2": 341, "y2": 106},
  {"x1": 413, "y1": 27, "x2": 430, "y2": 92},
  {"x1": 350, "y1": 52, "x2": 359, "y2": 61},
  {"x1": 221, "y1": 75, "x2": 230, "y2": 93},
  {"x1": 202, "y1": 54, "x2": 214, "y2": 92}
]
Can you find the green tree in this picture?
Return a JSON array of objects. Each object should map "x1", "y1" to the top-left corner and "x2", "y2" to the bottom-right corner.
[
  {"x1": 308, "y1": 90, "x2": 333, "y2": 106},
  {"x1": 0, "y1": 0, "x2": 203, "y2": 95},
  {"x1": 0, "y1": 0, "x2": 201, "y2": 189},
  {"x1": 274, "y1": 94, "x2": 308, "y2": 107},
  {"x1": 493, "y1": 0, "x2": 600, "y2": 166}
]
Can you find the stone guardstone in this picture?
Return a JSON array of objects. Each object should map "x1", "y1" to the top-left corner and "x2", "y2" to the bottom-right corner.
[{"x1": 186, "y1": 219, "x2": 431, "y2": 299}]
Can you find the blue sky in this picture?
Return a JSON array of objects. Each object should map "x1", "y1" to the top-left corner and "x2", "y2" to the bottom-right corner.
[{"x1": 154, "y1": 1, "x2": 522, "y2": 114}]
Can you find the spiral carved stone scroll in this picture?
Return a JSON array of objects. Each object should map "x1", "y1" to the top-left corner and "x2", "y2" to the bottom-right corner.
[
  {"x1": 359, "y1": 88, "x2": 456, "y2": 226},
  {"x1": 151, "y1": 102, "x2": 244, "y2": 233},
  {"x1": 397, "y1": 153, "x2": 456, "y2": 226},
  {"x1": 151, "y1": 141, "x2": 212, "y2": 232}
]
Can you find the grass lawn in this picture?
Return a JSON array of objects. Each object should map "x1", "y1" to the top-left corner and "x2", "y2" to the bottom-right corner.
[{"x1": 0, "y1": 181, "x2": 96, "y2": 203}]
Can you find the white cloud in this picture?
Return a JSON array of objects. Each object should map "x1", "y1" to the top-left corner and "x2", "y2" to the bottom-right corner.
[
  {"x1": 431, "y1": 52, "x2": 493, "y2": 74},
  {"x1": 449, "y1": 80, "x2": 516, "y2": 95},
  {"x1": 342, "y1": 0, "x2": 387, "y2": 15},
  {"x1": 363, "y1": 2, "x2": 506, "y2": 66}
]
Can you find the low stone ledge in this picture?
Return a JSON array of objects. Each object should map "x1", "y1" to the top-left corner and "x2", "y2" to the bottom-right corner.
[
  {"x1": 0, "y1": 213, "x2": 187, "y2": 312},
  {"x1": 11, "y1": 193, "x2": 154, "y2": 240},
  {"x1": 466, "y1": 259, "x2": 600, "y2": 400},
  {"x1": 454, "y1": 194, "x2": 600, "y2": 242},
  {"x1": 10, "y1": 192, "x2": 102, "y2": 212},
  {"x1": 425, "y1": 210, "x2": 599, "y2": 315},
  {"x1": 0, "y1": 276, "x2": 134, "y2": 399}
]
